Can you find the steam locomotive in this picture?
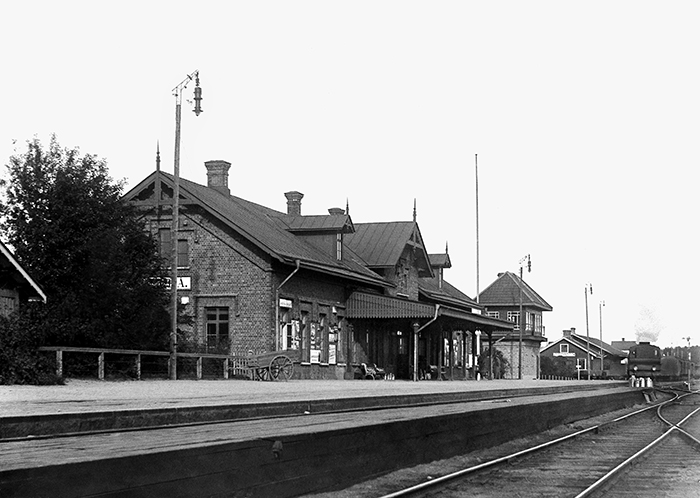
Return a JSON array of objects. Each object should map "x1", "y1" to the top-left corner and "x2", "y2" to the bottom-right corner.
[{"x1": 627, "y1": 341, "x2": 695, "y2": 382}]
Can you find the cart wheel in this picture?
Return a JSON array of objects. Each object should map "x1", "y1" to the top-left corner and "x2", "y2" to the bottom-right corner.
[
  {"x1": 270, "y1": 355, "x2": 294, "y2": 381},
  {"x1": 256, "y1": 367, "x2": 270, "y2": 381}
]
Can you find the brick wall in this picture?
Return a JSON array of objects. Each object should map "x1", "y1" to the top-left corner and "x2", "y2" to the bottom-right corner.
[
  {"x1": 493, "y1": 340, "x2": 540, "y2": 379},
  {"x1": 147, "y1": 206, "x2": 274, "y2": 355}
]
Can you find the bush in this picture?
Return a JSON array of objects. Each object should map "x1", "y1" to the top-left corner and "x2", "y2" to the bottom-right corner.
[
  {"x1": 478, "y1": 347, "x2": 509, "y2": 379},
  {"x1": 0, "y1": 312, "x2": 63, "y2": 385}
]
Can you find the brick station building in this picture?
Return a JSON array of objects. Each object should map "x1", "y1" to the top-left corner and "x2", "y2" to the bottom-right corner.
[{"x1": 124, "y1": 159, "x2": 513, "y2": 380}]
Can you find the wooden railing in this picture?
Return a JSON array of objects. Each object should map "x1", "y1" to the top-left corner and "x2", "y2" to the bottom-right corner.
[{"x1": 38, "y1": 346, "x2": 251, "y2": 380}]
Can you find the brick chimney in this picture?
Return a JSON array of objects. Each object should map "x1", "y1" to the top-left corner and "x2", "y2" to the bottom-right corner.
[
  {"x1": 563, "y1": 327, "x2": 575, "y2": 338},
  {"x1": 205, "y1": 160, "x2": 231, "y2": 195},
  {"x1": 328, "y1": 207, "x2": 345, "y2": 215},
  {"x1": 285, "y1": 191, "x2": 304, "y2": 215}
]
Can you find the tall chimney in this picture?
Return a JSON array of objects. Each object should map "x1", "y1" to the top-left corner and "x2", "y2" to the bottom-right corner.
[
  {"x1": 285, "y1": 191, "x2": 304, "y2": 215},
  {"x1": 205, "y1": 160, "x2": 231, "y2": 195}
]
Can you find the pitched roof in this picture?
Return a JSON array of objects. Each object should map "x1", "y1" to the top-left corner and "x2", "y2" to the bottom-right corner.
[
  {"x1": 428, "y1": 253, "x2": 451, "y2": 269},
  {"x1": 419, "y1": 276, "x2": 478, "y2": 311},
  {"x1": 541, "y1": 333, "x2": 627, "y2": 358},
  {"x1": 0, "y1": 240, "x2": 47, "y2": 303},
  {"x1": 286, "y1": 215, "x2": 354, "y2": 233},
  {"x1": 123, "y1": 172, "x2": 388, "y2": 288},
  {"x1": 344, "y1": 222, "x2": 433, "y2": 277},
  {"x1": 478, "y1": 271, "x2": 552, "y2": 311},
  {"x1": 611, "y1": 340, "x2": 637, "y2": 351}
]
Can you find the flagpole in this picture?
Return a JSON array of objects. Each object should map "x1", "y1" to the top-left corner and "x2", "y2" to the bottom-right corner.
[{"x1": 475, "y1": 154, "x2": 480, "y2": 303}]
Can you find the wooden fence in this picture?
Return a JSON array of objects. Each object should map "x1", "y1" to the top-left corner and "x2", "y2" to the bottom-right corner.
[{"x1": 38, "y1": 346, "x2": 251, "y2": 380}]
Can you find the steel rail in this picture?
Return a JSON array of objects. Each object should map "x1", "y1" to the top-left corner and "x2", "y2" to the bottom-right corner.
[
  {"x1": 575, "y1": 389, "x2": 700, "y2": 498},
  {"x1": 377, "y1": 392, "x2": 677, "y2": 498}
]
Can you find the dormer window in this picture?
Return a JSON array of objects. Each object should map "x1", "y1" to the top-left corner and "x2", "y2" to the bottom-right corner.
[{"x1": 336, "y1": 233, "x2": 342, "y2": 260}]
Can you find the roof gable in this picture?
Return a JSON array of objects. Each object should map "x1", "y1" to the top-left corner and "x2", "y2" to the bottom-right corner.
[
  {"x1": 345, "y1": 221, "x2": 433, "y2": 277},
  {"x1": 478, "y1": 271, "x2": 552, "y2": 311}
]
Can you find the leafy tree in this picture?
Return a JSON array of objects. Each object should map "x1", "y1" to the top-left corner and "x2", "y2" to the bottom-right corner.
[
  {"x1": 478, "y1": 347, "x2": 509, "y2": 379},
  {"x1": 0, "y1": 136, "x2": 170, "y2": 350}
]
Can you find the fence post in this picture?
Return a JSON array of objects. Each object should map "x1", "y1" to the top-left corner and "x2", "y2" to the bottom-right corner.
[
  {"x1": 223, "y1": 358, "x2": 229, "y2": 379},
  {"x1": 98, "y1": 352, "x2": 105, "y2": 380},
  {"x1": 136, "y1": 354, "x2": 142, "y2": 380},
  {"x1": 197, "y1": 357, "x2": 203, "y2": 379},
  {"x1": 56, "y1": 350, "x2": 63, "y2": 377}
]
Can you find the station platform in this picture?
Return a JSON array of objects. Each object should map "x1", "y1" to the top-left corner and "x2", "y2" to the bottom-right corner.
[{"x1": 1, "y1": 378, "x2": 626, "y2": 438}]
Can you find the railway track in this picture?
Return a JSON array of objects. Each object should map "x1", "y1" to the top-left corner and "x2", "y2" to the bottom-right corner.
[{"x1": 377, "y1": 386, "x2": 700, "y2": 498}]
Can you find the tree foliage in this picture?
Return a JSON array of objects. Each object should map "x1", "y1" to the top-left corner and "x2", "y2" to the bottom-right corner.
[
  {"x1": 478, "y1": 347, "x2": 509, "y2": 379},
  {"x1": 540, "y1": 355, "x2": 576, "y2": 378},
  {"x1": 0, "y1": 136, "x2": 170, "y2": 350}
]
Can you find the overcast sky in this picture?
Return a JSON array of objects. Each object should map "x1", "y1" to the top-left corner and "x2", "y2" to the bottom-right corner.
[{"x1": 2, "y1": 1, "x2": 698, "y2": 348}]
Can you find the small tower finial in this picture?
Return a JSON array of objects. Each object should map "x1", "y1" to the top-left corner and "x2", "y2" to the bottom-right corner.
[
  {"x1": 156, "y1": 141, "x2": 161, "y2": 172},
  {"x1": 445, "y1": 241, "x2": 449, "y2": 254},
  {"x1": 413, "y1": 198, "x2": 417, "y2": 223},
  {"x1": 346, "y1": 198, "x2": 350, "y2": 216}
]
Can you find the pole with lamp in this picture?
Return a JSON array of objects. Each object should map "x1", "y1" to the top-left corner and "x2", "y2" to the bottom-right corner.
[
  {"x1": 518, "y1": 254, "x2": 530, "y2": 380},
  {"x1": 169, "y1": 70, "x2": 203, "y2": 380},
  {"x1": 599, "y1": 300, "x2": 605, "y2": 372},
  {"x1": 584, "y1": 283, "x2": 593, "y2": 381}
]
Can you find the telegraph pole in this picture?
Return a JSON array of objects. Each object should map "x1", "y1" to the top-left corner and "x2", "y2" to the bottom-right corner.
[
  {"x1": 169, "y1": 70, "x2": 203, "y2": 380},
  {"x1": 584, "y1": 283, "x2": 593, "y2": 381},
  {"x1": 518, "y1": 254, "x2": 530, "y2": 380},
  {"x1": 599, "y1": 300, "x2": 605, "y2": 372}
]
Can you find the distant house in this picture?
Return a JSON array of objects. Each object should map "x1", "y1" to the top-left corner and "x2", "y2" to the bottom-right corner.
[
  {"x1": 0, "y1": 240, "x2": 46, "y2": 317},
  {"x1": 540, "y1": 328, "x2": 627, "y2": 379},
  {"x1": 124, "y1": 158, "x2": 513, "y2": 380},
  {"x1": 611, "y1": 339, "x2": 637, "y2": 356},
  {"x1": 478, "y1": 271, "x2": 552, "y2": 379}
]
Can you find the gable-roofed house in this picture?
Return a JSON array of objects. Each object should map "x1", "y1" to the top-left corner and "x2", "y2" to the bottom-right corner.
[
  {"x1": 540, "y1": 328, "x2": 627, "y2": 379},
  {"x1": 0, "y1": 240, "x2": 47, "y2": 317},
  {"x1": 478, "y1": 271, "x2": 552, "y2": 379},
  {"x1": 124, "y1": 158, "x2": 513, "y2": 380}
]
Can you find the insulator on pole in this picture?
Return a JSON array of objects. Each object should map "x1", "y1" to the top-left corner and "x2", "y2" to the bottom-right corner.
[{"x1": 193, "y1": 74, "x2": 203, "y2": 116}]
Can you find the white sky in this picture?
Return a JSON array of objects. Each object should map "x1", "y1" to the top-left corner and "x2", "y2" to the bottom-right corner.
[{"x1": 2, "y1": 1, "x2": 698, "y2": 348}]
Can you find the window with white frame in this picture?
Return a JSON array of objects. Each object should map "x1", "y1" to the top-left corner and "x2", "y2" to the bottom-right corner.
[
  {"x1": 560, "y1": 343, "x2": 569, "y2": 354},
  {"x1": 487, "y1": 311, "x2": 500, "y2": 319},
  {"x1": 576, "y1": 357, "x2": 587, "y2": 370},
  {"x1": 507, "y1": 311, "x2": 520, "y2": 330}
]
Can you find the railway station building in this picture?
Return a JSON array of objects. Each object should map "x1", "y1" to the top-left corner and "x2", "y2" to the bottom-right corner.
[
  {"x1": 478, "y1": 271, "x2": 552, "y2": 379},
  {"x1": 124, "y1": 158, "x2": 513, "y2": 380},
  {"x1": 0, "y1": 240, "x2": 46, "y2": 317}
]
